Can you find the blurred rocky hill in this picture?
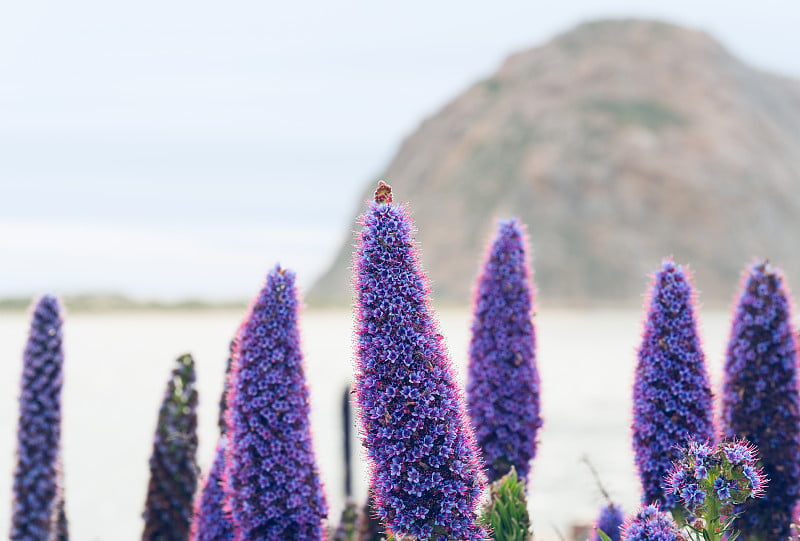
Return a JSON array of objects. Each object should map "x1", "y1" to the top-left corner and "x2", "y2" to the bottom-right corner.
[{"x1": 309, "y1": 19, "x2": 800, "y2": 307}]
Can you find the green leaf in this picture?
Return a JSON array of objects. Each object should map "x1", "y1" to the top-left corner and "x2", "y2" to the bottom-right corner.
[
  {"x1": 596, "y1": 530, "x2": 614, "y2": 541},
  {"x1": 479, "y1": 467, "x2": 532, "y2": 541}
]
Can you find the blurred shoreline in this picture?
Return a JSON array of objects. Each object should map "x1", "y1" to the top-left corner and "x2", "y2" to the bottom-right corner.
[
  {"x1": 0, "y1": 293, "x2": 739, "y2": 313},
  {"x1": 0, "y1": 294, "x2": 249, "y2": 313}
]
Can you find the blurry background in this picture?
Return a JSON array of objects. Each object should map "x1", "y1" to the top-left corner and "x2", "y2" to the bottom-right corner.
[{"x1": 2, "y1": 1, "x2": 799, "y2": 540}]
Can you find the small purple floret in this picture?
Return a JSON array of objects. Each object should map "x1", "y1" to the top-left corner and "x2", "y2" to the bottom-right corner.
[
  {"x1": 620, "y1": 504, "x2": 684, "y2": 541},
  {"x1": 354, "y1": 183, "x2": 488, "y2": 540},
  {"x1": 590, "y1": 503, "x2": 624, "y2": 541},
  {"x1": 11, "y1": 295, "x2": 67, "y2": 541},
  {"x1": 666, "y1": 438, "x2": 767, "y2": 525},
  {"x1": 225, "y1": 266, "x2": 327, "y2": 540},
  {"x1": 720, "y1": 261, "x2": 800, "y2": 539},
  {"x1": 632, "y1": 260, "x2": 714, "y2": 509},
  {"x1": 466, "y1": 218, "x2": 542, "y2": 483}
]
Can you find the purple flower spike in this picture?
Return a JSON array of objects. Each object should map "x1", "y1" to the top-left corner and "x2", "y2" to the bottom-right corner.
[
  {"x1": 620, "y1": 504, "x2": 684, "y2": 541},
  {"x1": 591, "y1": 503, "x2": 624, "y2": 541},
  {"x1": 632, "y1": 260, "x2": 714, "y2": 509},
  {"x1": 225, "y1": 266, "x2": 328, "y2": 540},
  {"x1": 721, "y1": 260, "x2": 800, "y2": 539},
  {"x1": 192, "y1": 436, "x2": 235, "y2": 541},
  {"x1": 354, "y1": 182, "x2": 489, "y2": 541},
  {"x1": 11, "y1": 295, "x2": 67, "y2": 541},
  {"x1": 142, "y1": 353, "x2": 199, "y2": 541},
  {"x1": 467, "y1": 218, "x2": 542, "y2": 484},
  {"x1": 191, "y1": 328, "x2": 243, "y2": 541}
]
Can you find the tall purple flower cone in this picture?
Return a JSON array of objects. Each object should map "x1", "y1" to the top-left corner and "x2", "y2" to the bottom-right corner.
[
  {"x1": 466, "y1": 218, "x2": 542, "y2": 484},
  {"x1": 142, "y1": 353, "x2": 199, "y2": 541},
  {"x1": 590, "y1": 503, "x2": 624, "y2": 541},
  {"x1": 720, "y1": 261, "x2": 800, "y2": 540},
  {"x1": 632, "y1": 260, "x2": 714, "y2": 509},
  {"x1": 224, "y1": 265, "x2": 328, "y2": 540},
  {"x1": 191, "y1": 336, "x2": 239, "y2": 541},
  {"x1": 192, "y1": 436, "x2": 235, "y2": 541},
  {"x1": 11, "y1": 295, "x2": 67, "y2": 541},
  {"x1": 354, "y1": 181, "x2": 488, "y2": 541}
]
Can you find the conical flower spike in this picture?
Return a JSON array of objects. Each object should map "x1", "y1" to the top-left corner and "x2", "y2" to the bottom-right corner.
[
  {"x1": 467, "y1": 218, "x2": 542, "y2": 483},
  {"x1": 632, "y1": 260, "x2": 714, "y2": 509},
  {"x1": 192, "y1": 436, "x2": 234, "y2": 541},
  {"x1": 225, "y1": 266, "x2": 327, "y2": 540},
  {"x1": 359, "y1": 487, "x2": 387, "y2": 541},
  {"x1": 720, "y1": 261, "x2": 800, "y2": 539},
  {"x1": 142, "y1": 353, "x2": 199, "y2": 541},
  {"x1": 354, "y1": 181, "x2": 488, "y2": 540},
  {"x1": 11, "y1": 295, "x2": 67, "y2": 541}
]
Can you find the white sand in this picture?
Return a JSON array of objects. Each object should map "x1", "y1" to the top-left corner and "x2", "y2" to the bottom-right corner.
[{"x1": 0, "y1": 307, "x2": 735, "y2": 540}]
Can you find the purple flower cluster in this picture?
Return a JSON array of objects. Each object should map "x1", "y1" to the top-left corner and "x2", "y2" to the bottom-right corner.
[
  {"x1": 720, "y1": 261, "x2": 800, "y2": 539},
  {"x1": 620, "y1": 504, "x2": 684, "y2": 541},
  {"x1": 665, "y1": 439, "x2": 766, "y2": 516},
  {"x1": 11, "y1": 295, "x2": 67, "y2": 541},
  {"x1": 354, "y1": 182, "x2": 488, "y2": 540},
  {"x1": 632, "y1": 260, "x2": 714, "y2": 509},
  {"x1": 191, "y1": 333, "x2": 241, "y2": 540},
  {"x1": 142, "y1": 353, "x2": 199, "y2": 541},
  {"x1": 225, "y1": 266, "x2": 327, "y2": 540},
  {"x1": 192, "y1": 436, "x2": 235, "y2": 541},
  {"x1": 591, "y1": 503, "x2": 624, "y2": 541},
  {"x1": 466, "y1": 218, "x2": 542, "y2": 483}
]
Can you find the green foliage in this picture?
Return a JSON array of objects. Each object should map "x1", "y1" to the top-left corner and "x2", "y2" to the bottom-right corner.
[
  {"x1": 480, "y1": 467, "x2": 532, "y2": 541},
  {"x1": 582, "y1": 98, "x2": 686, "y2": 130}
]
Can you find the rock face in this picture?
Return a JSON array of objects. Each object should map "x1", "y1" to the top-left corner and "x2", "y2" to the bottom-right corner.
[{"x1": 310, "y1": 19, "x2": 800, "y2": 307}]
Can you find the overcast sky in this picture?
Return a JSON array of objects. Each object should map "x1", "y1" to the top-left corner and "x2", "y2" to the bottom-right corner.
[{"x1": 1, "y1": 1, "x2": 798, "y2": 300}]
